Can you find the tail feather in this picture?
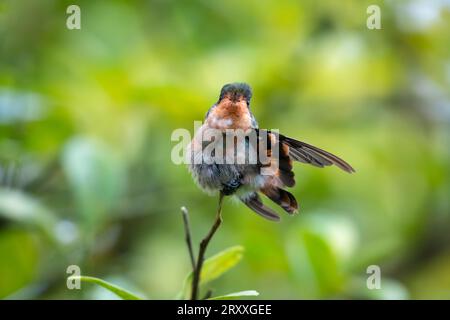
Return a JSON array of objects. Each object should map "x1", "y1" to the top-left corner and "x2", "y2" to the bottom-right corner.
[
  {"x1": 262, "y1": 187, "x2": 298, "y2": 214},
  {"x1": 240, "y1": 193, "x2": 280, "y2": 222}
]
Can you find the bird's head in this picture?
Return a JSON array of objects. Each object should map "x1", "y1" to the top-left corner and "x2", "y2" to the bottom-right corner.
[{"x1": 218, "y1": 83, "x2": 252, "y2": 105}]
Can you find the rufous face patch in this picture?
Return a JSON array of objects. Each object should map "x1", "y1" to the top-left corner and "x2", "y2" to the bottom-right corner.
[{"x1": 207, "y1": 97, "x2": 252, "y2": 130}]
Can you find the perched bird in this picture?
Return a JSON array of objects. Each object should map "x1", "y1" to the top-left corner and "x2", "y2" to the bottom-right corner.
[{"x1": 188, "y1": 83, "x2": 354, "y2": 221}]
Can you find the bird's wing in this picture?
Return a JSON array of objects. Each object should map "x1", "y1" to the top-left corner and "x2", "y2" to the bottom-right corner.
[
  {"x1": 255, "y1": 129, "x2": 354, "y2": 173},
  {"x1": 281, "y1": 135, "x2": 355, "y2": 173},
  {"x1": 256, "y1": 129, "x2": 295, "y2": 188}
]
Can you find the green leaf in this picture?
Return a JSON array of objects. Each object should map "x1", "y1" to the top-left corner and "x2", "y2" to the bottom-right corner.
[
  {"x1": 72, "y1": 276, "x2": 144, "y2": 300},
  {"x1": 201, "y1": 245, "x2": 244, "y2": 284},
  {"x1": 179, "y1": 245, "x2": 244, "y2": 299},
  {"x1": 0, "y1": 229, "x2": 39, "y2": 298},
  {"x1": 208, "y1": 290, "x2": 259, "y2": 300},
  {"x1": 286, "y1": 219, "x2": 345, "y2": 298},
  {"x1": 0, "y1": 188, "x2": 58, "y2": 242},
  {"x1": 62, "y1": 137, "x2": 125, "y2": 234}
]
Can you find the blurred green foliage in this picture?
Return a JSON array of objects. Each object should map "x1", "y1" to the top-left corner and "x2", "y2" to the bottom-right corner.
[{"x1": 0, "y1": 0, "x2": 449, "y2": 299}]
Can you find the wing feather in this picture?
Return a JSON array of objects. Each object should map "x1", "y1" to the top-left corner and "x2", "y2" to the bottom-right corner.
[{"x1": 282, "y1": 135, "x2": 355, "y2": 173}]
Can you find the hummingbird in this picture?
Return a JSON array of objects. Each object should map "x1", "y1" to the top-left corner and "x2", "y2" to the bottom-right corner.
[{"x1": 188, "y1": 83, "x2": 354, "y2": 221}]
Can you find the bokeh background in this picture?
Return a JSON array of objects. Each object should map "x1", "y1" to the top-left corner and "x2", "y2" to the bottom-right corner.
[{"x1": 1, "y1": 0, "x2": 450, "y2": 299}]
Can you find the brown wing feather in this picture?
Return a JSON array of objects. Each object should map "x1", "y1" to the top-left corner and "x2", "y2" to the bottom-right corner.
[
  {"x1": 257, "y1": 130, "x2": 295, "y2": 188},
  {"x1": 281, "y1": 135, "x2": 355, "y2": 173}
]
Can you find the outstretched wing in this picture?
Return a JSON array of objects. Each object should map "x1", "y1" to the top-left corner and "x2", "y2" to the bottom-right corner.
[
  {"x1": 281, "y1": 135, "x2": 355, "y2": 173},
  {"x1": 243, "y1": 129, "x2": 354, "y2": 222},
  {"x1": 255, "y1": 129, "x2": 354, "y2": 173}
]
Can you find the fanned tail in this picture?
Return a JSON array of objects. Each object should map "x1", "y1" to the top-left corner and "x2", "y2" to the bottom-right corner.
[
  {"x1": 240, "y1": 192, "x2": 280, "y2": 222},
  {"x1": 262, "y1": 187, "x2": 298, "y2": 214}
]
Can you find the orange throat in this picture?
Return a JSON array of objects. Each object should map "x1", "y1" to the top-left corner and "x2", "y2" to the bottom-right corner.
[{"x1": 207, "y1": 98, "x2": 252, "y2": 130}]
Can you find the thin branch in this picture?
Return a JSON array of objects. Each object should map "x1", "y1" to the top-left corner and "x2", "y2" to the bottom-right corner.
[
  {"x1": 181, "y1": 206, "x2": 196, "y2": 270},
  {"x1": 191, "y1": 192, "x2": 224, "y2": 300}
]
